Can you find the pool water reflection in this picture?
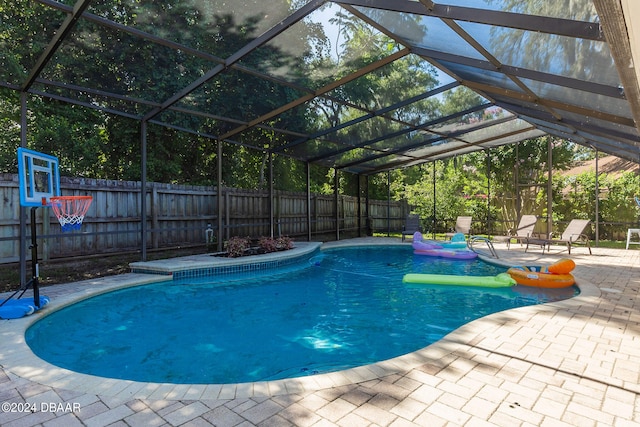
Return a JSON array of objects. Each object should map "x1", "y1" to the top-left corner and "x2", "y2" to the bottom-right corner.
[{"x1": 26, "y1": 245, "x2": 578, "y2": 384}]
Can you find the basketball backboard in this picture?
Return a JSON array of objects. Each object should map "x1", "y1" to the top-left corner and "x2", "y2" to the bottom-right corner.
[{"x1": 17, "y1": 147, "x2": 60, "y2": 207}]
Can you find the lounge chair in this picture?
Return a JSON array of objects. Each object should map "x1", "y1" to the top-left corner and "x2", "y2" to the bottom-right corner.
[
  {"x1": 401, "y1": 214, "x2": 422, "y2": 242},
  {"x1": 493, "y1": 215, "x2": 538, "y2": 249},
  {"x1": 444, "y1": 216, "x2": 472, "y2": 240},
  {"x1": 526, "y1": 219, "x2": 592, "y2": 254}
]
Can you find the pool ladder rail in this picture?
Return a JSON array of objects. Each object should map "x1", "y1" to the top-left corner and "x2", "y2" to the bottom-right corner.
[{"x1": 468, "y1": 236, "x2": 499, "y2": 259}]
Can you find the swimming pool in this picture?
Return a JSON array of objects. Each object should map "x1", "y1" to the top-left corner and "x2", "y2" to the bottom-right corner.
[{"x1": 26, "y1": 245, "x2": 578, "y2": 384}]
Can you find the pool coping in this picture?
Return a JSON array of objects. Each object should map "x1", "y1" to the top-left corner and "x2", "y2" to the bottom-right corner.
[
  {"x1": 0, "y1": 240, "x2": 599, "y2": 401},
  {"x1": 129, "y1": 241, "x2": 323, "y2": 278}
]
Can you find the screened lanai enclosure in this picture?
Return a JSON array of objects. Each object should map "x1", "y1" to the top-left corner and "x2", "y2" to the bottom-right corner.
[{"x1": 2, "y1": 1, "x2": 640, "y2": 271}]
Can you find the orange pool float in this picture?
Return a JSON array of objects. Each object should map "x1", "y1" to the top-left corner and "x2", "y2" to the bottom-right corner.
[{"x1": 507, "y1": 258, "x2": 576, "y2": 288}]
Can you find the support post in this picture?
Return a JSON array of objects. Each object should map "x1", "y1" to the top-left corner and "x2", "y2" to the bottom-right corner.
[
  {"x1": 546, "y1": 138, "x2": 553, "y2": 238},
  {"x1": 357, "y1": 174, "x2": 362, "y2": 237},
  {"x1": 432, "y1": 161, "x2": 437, "y2": 239},
  {"x1": 334, "y1": 169, "x2": 340, "y2": 240},
  {"x1": 387, "y1": 170, "x2": 391, "y2": 236},
  {"x1": 20, "y1": 92, "x2": 27, "y2": 288},
  {"x1": 486, "y1": 149, "x2": 491, "y2": 236},
  {"x1": 595, "y1": 148, "x2": 600, "y2": 246},
  {"x1": 306, "y1": 162, "x2": 312, "y2": 241},
  {"x1": 269, "y1": 152, "x2": 274, "y2": 238},
  {"x1": 140, "y1": 120, "x2": 148, "y2": 261},
  {"x1": 217, "y1": 139, "x2": 223, "y2": 251},
  {"x1": 515, "y1": 142, "x2": 520, "y2": 220}
]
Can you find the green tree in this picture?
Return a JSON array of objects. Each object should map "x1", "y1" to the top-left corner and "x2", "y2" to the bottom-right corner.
[
  {"x1": 29, "y1": 99, "x2": 107, "y2": 177},
  {"x1": 485, "y1": 136, "x2": 575, "y2": 229},
  {"x1": 0, "y1": 88, "x2": 20, "y2": 173},
  {"x1": 0, "y1": 0, "x2": 324, "y2": 188},
  {"x1": 487, "y1": 0, "x2": 612, "y2": 83},
  {"x1": 554, "y1": 170, "x2": 640, "y2": 238}
]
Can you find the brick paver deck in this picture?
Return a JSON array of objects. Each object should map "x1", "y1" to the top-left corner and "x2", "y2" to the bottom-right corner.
[{"x1": 1, "y1": 238, "x2": 639, "y2": 426}]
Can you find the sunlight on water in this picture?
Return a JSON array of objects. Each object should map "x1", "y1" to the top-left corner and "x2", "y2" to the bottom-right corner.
[{"x1": 26, "y1": 246, "x2": 578, "y2": 384}]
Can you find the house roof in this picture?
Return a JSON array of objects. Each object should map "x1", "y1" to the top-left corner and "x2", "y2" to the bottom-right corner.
[
  {"x1": 2, "y1": 0, "x2": 640, "y2": 175},
  {"x1": 561, "y1": 155, "x2": 639, "y2": 177}
]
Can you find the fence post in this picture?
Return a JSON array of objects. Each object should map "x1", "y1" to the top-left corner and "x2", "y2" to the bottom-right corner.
[
  {"x1": 313, "y1": 195, "x2": 318, "y2": 237},
  {"x1": 40, "y1": 207, "x2": 49, "y2": 261},
  {"x1": 151, "y1": 183, "x2": 159, "y2": 249},
  {"x1": 225, "y1": 189, "x2": 230, "y2": 241}
]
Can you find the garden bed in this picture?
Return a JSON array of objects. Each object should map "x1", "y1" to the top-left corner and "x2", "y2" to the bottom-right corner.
[{"x1": 217, "y1": 236, "x2": 295, "y2": 258}]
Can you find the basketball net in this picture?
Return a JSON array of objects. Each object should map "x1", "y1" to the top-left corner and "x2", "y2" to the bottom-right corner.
[{"x1": 49, "y1": 196, "x2": 93, "y2": 232}]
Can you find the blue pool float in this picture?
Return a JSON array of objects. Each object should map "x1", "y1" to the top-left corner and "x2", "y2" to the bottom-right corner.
[{"x1": 0, "y1": 296, "x2": 50, "y2": 319}]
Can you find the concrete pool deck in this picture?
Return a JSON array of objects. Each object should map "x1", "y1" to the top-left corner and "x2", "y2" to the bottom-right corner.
[{"x1": 1, "y1": 237, "x2": 639, "y2": 426}]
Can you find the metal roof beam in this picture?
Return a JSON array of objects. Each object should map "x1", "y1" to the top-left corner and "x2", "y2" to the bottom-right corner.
[
  {"x1": 28, "y1": 89, "x2": 142, "y2": 121},
  {"x1": 21, "y1": 0, "x2": 93, "y2": 92},
  {"x1": 505, "y1": 103, "x2": 640, "y2": 145},
  {"x1": 361, "y1": 124, "x2": 537, "y2": 174},
  {"x1": 464, "y1": 82, "x2": 635, "y2": 127},
  {"x1": 333, "y1": 115, "x2": 517, "y2": 169},
  {"x1": 218, "y1": 48, "x2": 409, "y2": 141},
  {"x1": 332, "y1": 0, "x2": 603, "y2": 41},
  {"x1": 36, "y1": 0, "x2": 225, "y2": 63},
  {"x1": 537, "y1": 126, "x2": 640, "y2": 158},
  {"x1": 594, "y1": 0, "x2": 640, "y2": 135},
  {"x1": 304, "y1": 102, "x2": 490, "y2": 163},
  {"x1": 276, "y1": 80, "x2": 458, "y2": 153},
  {"x1": 412, "y1": 47, "x2": 625, "y2": 99},
  {"x1": 33, "y1": 78, "x2": 161, "y2": 110},
  {"x1": 143, "y1": 0, "x2": 327, "y2": 121}
]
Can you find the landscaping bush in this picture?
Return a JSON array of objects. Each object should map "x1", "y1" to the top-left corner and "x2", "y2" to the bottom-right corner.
[
  {"x1": 258, "y1": 236, "x2": 278, "y2": 253},
  {"x1": 225, "y1": 236, "x2": 250, "y2": 257}
]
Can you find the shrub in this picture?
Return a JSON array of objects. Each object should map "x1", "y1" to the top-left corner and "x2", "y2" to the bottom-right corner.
[
  {"x1": 258, "y1": 236, "x2": 278, "y2": 253},
  {"x1": 225, "y1": 236, "x2": 250, "y2": 257},
  {"x1": 276, "y1": 236, "x2": 294, "y2": 250}
]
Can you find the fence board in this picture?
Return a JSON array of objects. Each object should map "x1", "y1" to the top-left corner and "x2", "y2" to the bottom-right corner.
[{"x1": 0, "y1": 174, "x2": 406, "y2": 263}]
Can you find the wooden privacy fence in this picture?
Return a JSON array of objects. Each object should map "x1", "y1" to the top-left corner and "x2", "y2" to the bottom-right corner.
[{"x1": 0, "y1": 174, "x2": 408, "y2": 264}]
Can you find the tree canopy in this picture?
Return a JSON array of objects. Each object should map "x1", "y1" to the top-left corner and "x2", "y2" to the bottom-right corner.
[{"x1": 2, "y1": 1, "x2": 639, "y2": 236}]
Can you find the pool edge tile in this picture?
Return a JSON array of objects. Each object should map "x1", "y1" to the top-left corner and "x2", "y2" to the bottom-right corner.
[
  {"x1": 200, "y1": 384, "x2": 223, "y2": 400},
  {"x1": 218, "y1": 383, "x2": 238, "y2": 399},
  {"x1": 147, "y1": 383, "x2": 178, "y2": 400}
]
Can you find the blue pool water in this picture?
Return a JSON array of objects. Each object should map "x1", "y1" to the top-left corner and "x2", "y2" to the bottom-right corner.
[{"x1": 26, "y1": 246, "x2": 578, "y2": 384}]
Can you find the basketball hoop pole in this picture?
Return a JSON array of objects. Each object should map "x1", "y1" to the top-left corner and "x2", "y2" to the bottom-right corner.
[
  {"x1": 8, "y1": 207, "x2": 43, "y2": 308},
  {"x1": 29, "y1": 207, "x2": 41, "y2": 308}
]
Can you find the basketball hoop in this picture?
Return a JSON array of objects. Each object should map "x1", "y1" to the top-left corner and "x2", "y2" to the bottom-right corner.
[{"x1": 49, "y1": 196, "x2": 93, "y2": 232}]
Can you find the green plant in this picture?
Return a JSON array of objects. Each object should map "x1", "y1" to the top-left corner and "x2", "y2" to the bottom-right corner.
[{"x1": 225, "y1": 236, "x2": 250, "y2": 257}]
